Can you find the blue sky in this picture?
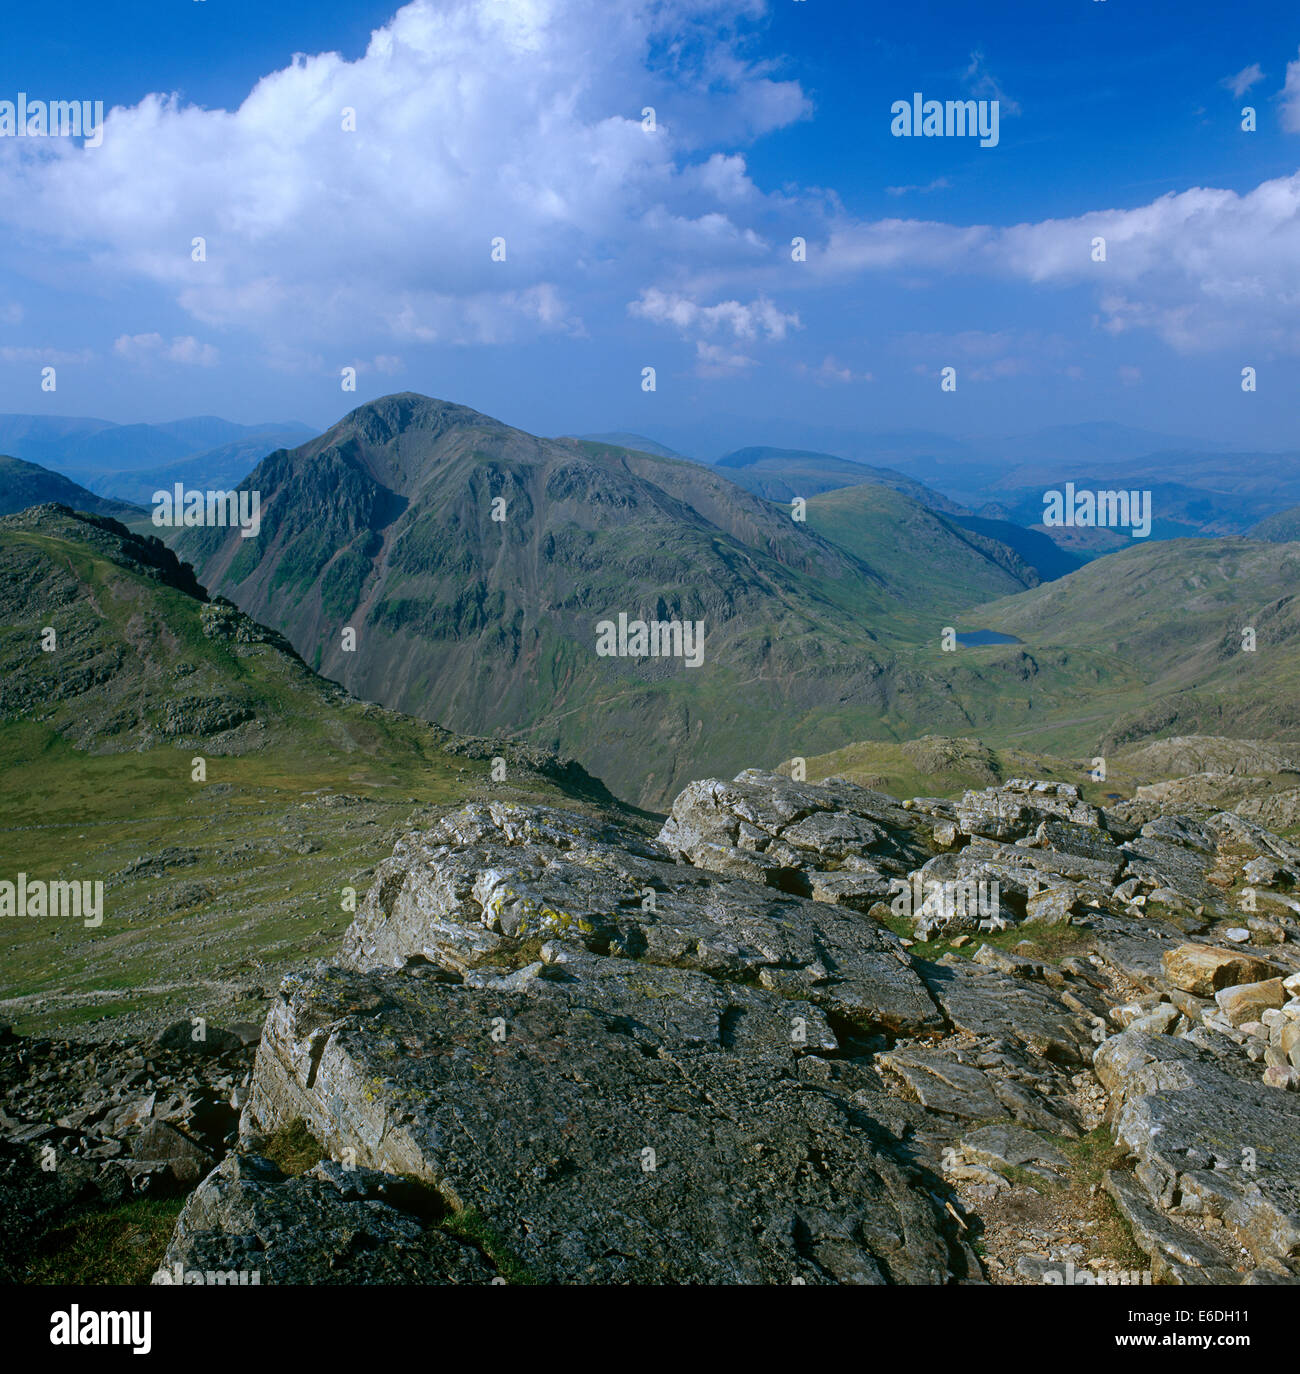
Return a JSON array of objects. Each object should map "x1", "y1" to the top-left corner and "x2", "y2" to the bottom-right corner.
[{"x1": 0, "y1": 0, "x2": 1297, "y2": 453}]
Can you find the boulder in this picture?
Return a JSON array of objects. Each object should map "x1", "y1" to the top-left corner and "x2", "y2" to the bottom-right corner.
[
  {"x1": 157, "y1": 1154, "x2": 497, "y2": 1285},
  {"x1": 242, "y1": 959, "x2": 972, "y2": 1285},
  {"x1": 1161, "y1": 944, "x2": 1282, "y2": 998},
  {"x1": 1094, "y1": 1029, "x2": 1300, "y2": 1266},
  {"x1": 1215, "y1": 979, "x2": 1287, "y2": 1029},
  {"x1": 342, "y1": 800, "x2": 943, "y2": 1037}
]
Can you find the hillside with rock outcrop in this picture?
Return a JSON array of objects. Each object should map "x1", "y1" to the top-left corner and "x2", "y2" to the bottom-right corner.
[{"x1": 131, "y1": 767, "x2": 1300, "y2": 1284}]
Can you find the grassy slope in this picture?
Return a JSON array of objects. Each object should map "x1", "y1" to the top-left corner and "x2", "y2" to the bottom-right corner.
[
  {"x1": 804, "y1": 483, "x2": 1035, "y2": 622},
  {"x1": 0, "y1": 508, "x2": 599, "y2": 1038},
  {"x1": 971, "y1": 537, "x2": 1300, "y2": 753}
]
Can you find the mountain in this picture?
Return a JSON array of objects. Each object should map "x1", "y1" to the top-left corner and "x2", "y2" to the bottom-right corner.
[
  {"x1": 0, "y1": 413, "x2": 315, "y2": 496},
  {"x1": 988, "y1": 457, "x2": 1300, "y2": 539},
  {"x1": 176, "y1": 393, "x2": 1300, "y2": 808},
  {"x1": 0, "y1": 502, "x2": 607, "y2": 1038},
  {"x1": 713, "y1": 446, "x2": 965, "y2": 513},
  {"x1": 992, "y1": 422, "x2": 1236, "y2": 466},
  {"x1": 177, "y1": 394, "x2": 1065, "y2": 806},
  {"x1": 984, "y1": 479, "x2": 1263, "y2": 551},
  {"x1": 1249, "y1": 505, "x2": 1300, "y2": 542},
  {"x1": 80, "y1": 428, "x2": 318, "y2": 507},
  {"x1": 572, "y1": 432, "x2": 687, "y2": 460},
  {"x1": 0, "y1": 456, "x2": 145, "y2": 522},
  {"x1": 8, "y1": 516, "x2": 1300, "y2": 1289},
  {"x1": 972, "y1": 536, "x2": 1300, "y2": 752},
  {"x1": 805, "y1": 484, "x2": 1039, "y2": 602},
  {"x1": 0, "y1": 414, "x2": 118, "y2": 470}
]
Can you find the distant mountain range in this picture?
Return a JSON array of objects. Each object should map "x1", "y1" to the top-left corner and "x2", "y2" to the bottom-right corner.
[
  {"x1": 576, "y1": 421, "x2": 1293, "y2": 548},
  {"x1": 0, "y1": 413, "x2": 315, "y2": 506},
  {"x1": 167, "y1": 392, "x2": 1300, "y2": 807},
  {"x1": 710, "y1": 446, "x2": 965, "y2": 514}
]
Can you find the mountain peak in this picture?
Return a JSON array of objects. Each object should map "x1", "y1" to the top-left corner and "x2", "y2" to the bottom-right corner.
[{"x1": 327, "y1": 392, "x2": 511, "y2": 449}]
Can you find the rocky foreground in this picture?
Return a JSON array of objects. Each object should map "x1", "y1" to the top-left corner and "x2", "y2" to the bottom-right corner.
[{"x1": 9, "y1": 769, "x2": 1300, "y2": 1284}]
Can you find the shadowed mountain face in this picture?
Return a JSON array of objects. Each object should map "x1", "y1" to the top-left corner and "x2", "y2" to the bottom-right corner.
[
  {"x1": 178, "y1": 395, "x2": 1051, "y2": 807},
  {"x1": 949, "y1": 516, "x2": 1084, "y2": 582},
  {"x1": 0, "y1": 456, "x2": 144, "y2": 523}
]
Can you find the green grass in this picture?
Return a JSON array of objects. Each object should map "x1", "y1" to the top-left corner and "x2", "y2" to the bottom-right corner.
[
  {"x1": 440, "y1": 1206, "x2": 539, "y2": 1285},
  {"x1": 1049, "y1": 1127, "x2": 1150, "y2": 1272},
  {"x1": 25, "y1": 1196, "x2": 186, "y2": 1286},
  {"x1": 882, "y1": 910, "x2": 1092, "y2": 964},
  {"x1": 262, "y1": 1119, "x2": 325, "y2": 1176},
  {"x1": 0, "y1": 720, "x2": 493, "y2": 1035},
  {"x1": 0, "y1": 509, "x2": 615, "y2": 1039}
]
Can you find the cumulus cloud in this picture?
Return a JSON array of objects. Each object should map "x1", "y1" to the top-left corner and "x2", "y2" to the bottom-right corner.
[
  {"x1": 0, "y1": 0, "x2": 1292, "y2": 380},
  {"x1": 629, "y1": 286, "x2": 799, "y2": 341},
  {"x1": 0, "y1": 0, "x2": 808, "y2": 358},
  {"x1": 811, "y1": 172, "x2": 1300, "y2": 352}
]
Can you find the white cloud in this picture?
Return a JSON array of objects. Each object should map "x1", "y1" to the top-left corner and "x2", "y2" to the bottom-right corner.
[
  {"x1": 794, "y1": 354, "x2": 870, "y2": 384},
  {"x1": 629, "y1": 286, "x2": 799, "y2": 342},
  {"x1": 813, "y1": 171, "x2": 1300, "y2": 352},
  {"x1": 694, "y1": 340, "x2": 756, "y2": 376},
  {"x1": 885, "y1": 178, "x2": 951, "y2": 197},
  {"x1": 1281, "y1": 47, "x2": 1300, "y2": 132},
  {"x1": 113, "y1": 333, "x2": 219, "y2": 365},
  {"x1": 1221, "y1": 63, "x2": 1264, "y2": 98},
  {"x1": 963, "y1": 51, "x2": 1021, "y2": 117},
  {"x1": 0, "y1": 0, "x2": 807, "y2": 358},
  {"x1": 0, "y1": 0, "x2": 1291, "y2": 379}
]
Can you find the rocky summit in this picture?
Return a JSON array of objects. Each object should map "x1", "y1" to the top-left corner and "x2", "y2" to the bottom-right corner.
[{"x1": 129, "y1": 768, "x2": 1300, "y2": 1284}]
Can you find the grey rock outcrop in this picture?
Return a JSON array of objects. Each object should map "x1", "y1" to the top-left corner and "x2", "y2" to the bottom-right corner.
[{"x1": 147, "y1": 766, "x2": 1300, "y2": 1285}]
